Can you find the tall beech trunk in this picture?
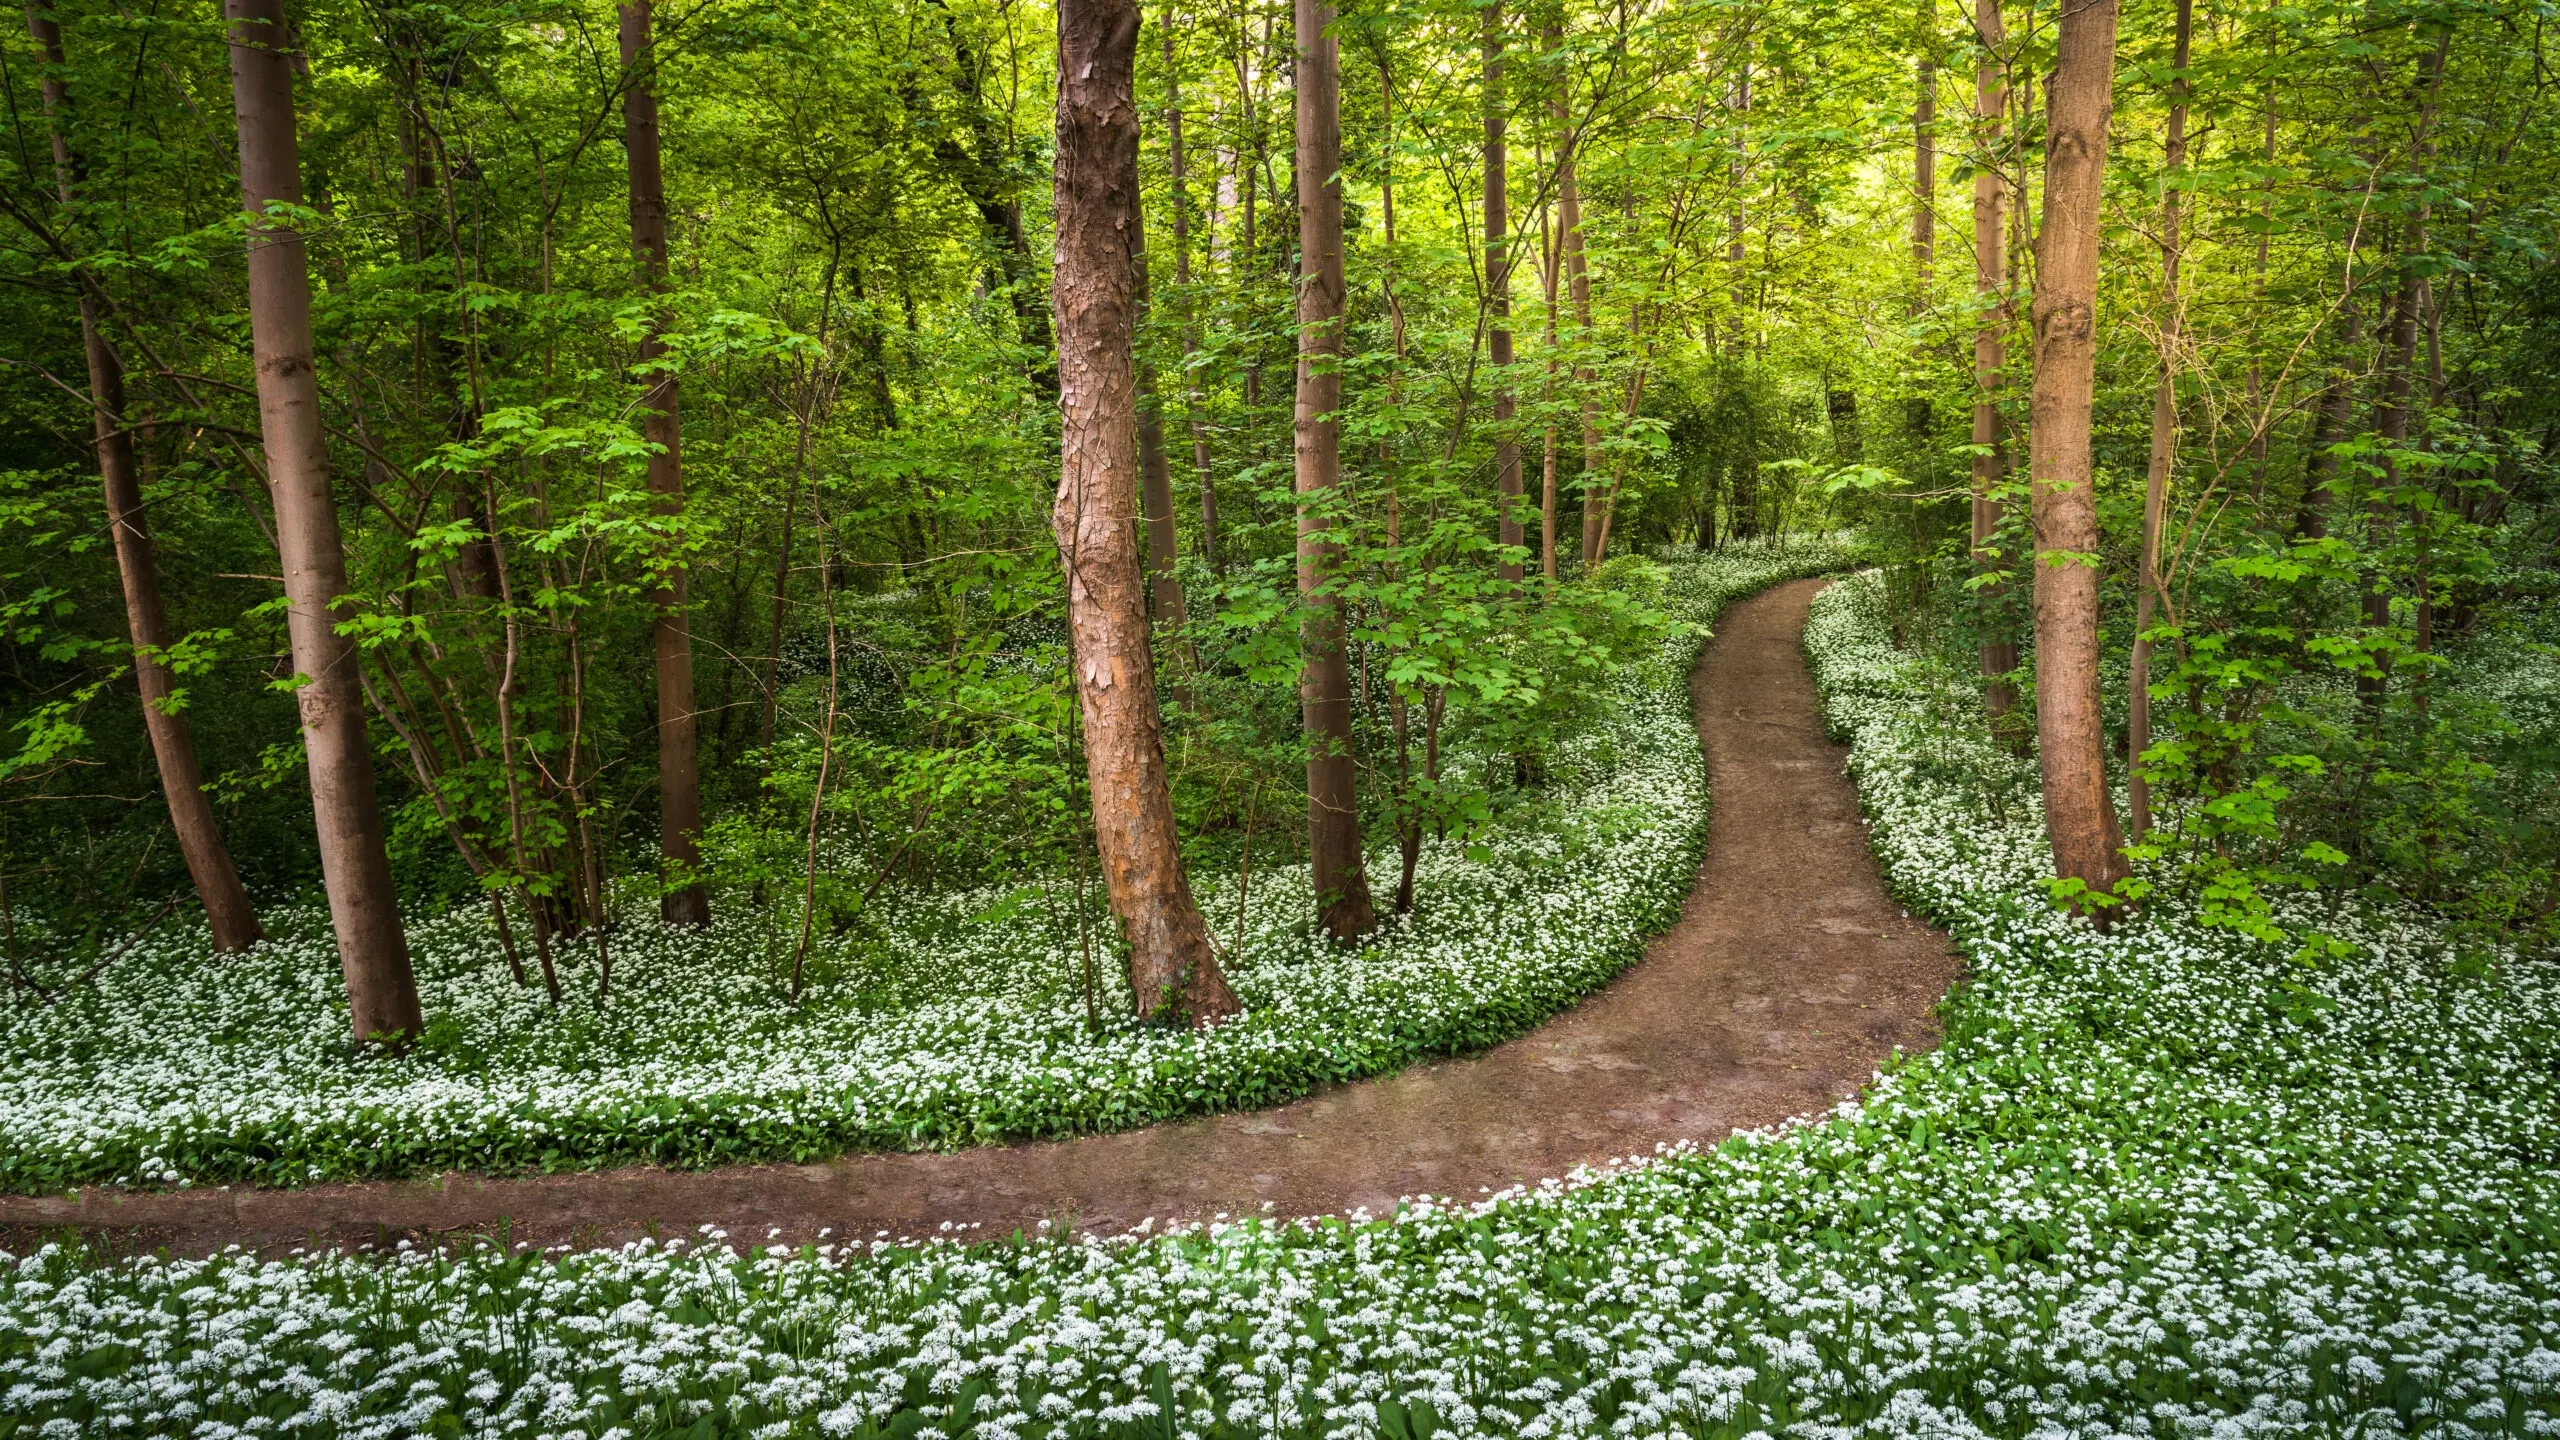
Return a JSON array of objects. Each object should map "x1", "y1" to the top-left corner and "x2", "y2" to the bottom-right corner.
[
  {"x1": 2127, "y1": 0, "x2": 2192, "y2": 842},
  {"x1": 1052, "y1": 0, "x2": 1237, "y2": 1024},
  {"x1": 1296, "y1": 0, "x2": 1377, "y2": 941},
  {"x1": 620, "y1": 1, "x2": 709, "y2": 927},
  {"x1": 32, "y1": 2, "x2": 260, "y2": 952},
  {"x1": 225, "y1": 0, "x2": 419, "y2": 1035},
  {"x1": 2026, "y1": 0, "x2": 2129, "y2": 912},
  {"x1": 1969, "y1": 0, "x2": 2019, "y2": 721},
  {"x1": 1165, "y1": 17, "x2": 1221, "y2": 575},
  {"x1": 1484, "y1": 2, "x2": 1522, "y2": 582}
]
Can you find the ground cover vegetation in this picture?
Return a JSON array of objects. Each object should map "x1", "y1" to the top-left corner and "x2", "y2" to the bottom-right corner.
[
  {"x1": 0, "y1": 573, "x2": 2552, "y2": 1438},
  {"x1": 0, "y1": 537, "x2": 1849, "y2": 1191},
  {"x1": 0, "y1": 0, "x2": 2556, "y2": 1424}
]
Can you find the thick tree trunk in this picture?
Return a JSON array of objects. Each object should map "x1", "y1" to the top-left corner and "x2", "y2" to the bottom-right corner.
[
  {"x1": 225, "y1": 0, "x2": 419, "y2": 1035},
  {"x1": 1164, "y1": 18, "x2": 1221, "y2": 575},
  {"x1": 31, "y1": 2, "x2": 261, "y2": 952},
  {"x1": 2127, "y1": 0, "x2": 2192, "y2": 843},
  {"x1": 1484, "y1": 3, "x2": 1521, "y2": 582},
  {"x1": 1053, "y1": 0, "x2": 1236, "y2": 1024},
  {"x1": 1297, "y1": 0, "x2": 1377, "y2": 941},
  {"x1": 620, "y1": 1, "x2": 709, "y2": 927},
  {"x1": 1970, "y1": 0, "x2": 2019, "y2": 722},
  {"x1": 2027, "y1": 0, "x2": 2129, "y2": 913}
]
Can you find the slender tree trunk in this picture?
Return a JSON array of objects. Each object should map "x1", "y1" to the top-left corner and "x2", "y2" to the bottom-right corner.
[
  {"x1": 1297, "y1": 0, "x2": 1377, "y2": 941},
  {"x1": 1538, "y1": 112, "x2": 1559, "y2": 584},
  {"x1": 1726, "y1": 58, "x2": 1748, "y2": 354},
  {"x1": 2361, "y1": 31, "x2": 2449, "y2": 710},
  {"x1": 30, "y1": 2, "x2": 260, "y2": 951},
  {"x1": 2127, "y1": 0, "x2": 2191, "y2": 843},
  {"x1": 2247, "y1": 91, "x2": 2277, "y2": 496},
  {"x1": 2291, "y1": 302, "x2": 2359, "y2": 541},
  {"x1": 1133, "y1": 209, "x2": 1194, "y2": 699},
  {"x1": 1559, "y1": 55, "x2": 1603, "y2": 567},
  {"x1": 931, "y1": 0, "x2": 1059, "y2": 400},
  {"x1": 1484, "y1": 2, "x2": 1521, "y2": 582},
  {"x1": 1165, "y1": 16, "x2": 1221, "y2": 575},
  {"x1": 1053, "y1": 0, "x2": 1236, "y2": 1024},
  {"x1": 1970, "y1": 0, "x2": 2020, "y2": 722},
  {"x1": 620, "y1": 1, "x2": 708, "y2": 927},
  {"x1": 225, "y1": 0, "x2": 419, "y2": 1035},
  {"x1": 1909, "y1": 0, "x2": 1936, "y2": 441},
  {"x1": 2027, "y1": 0, "x2": 2129, "y2": 913}
]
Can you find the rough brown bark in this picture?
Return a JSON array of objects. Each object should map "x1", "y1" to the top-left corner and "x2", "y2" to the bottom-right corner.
[
  {"x1": 2027, "y1": 0, "x2": 2129, "y2": 912},
  {"x1": 2127, "y1": 0, "x2": 2192, "y2": 843},
  {"x1": 30, "y1": 1, "x2": 261, "y2": 952},
  {"x1": 1053, "y1": 0, "x2": 1236, "y2": 1024},
  {"x1": 1484, "y1": 2, "x2": 1521, "y2": 582},
  {"x1": 1970, "y1": 0, "x2": 2019, "y2": 722},
  {"x1": 225, "y1": 0, "x2": 419, "y2": 1035},
  {"x1": 1296, "y1": 0, "x2": 1376, "y2": 941},
  {"x1": 619, "y1": 1, "x2": 708, "y2": 927}
]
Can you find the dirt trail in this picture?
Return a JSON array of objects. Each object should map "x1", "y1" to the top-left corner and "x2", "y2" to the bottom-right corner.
[{"x1": 3, "y1": 579, "x2": 1956, "y2": 1255}]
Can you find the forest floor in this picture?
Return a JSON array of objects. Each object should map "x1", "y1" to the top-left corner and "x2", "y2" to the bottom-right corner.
[{"x1": 2, "y1": 577, "x2": 1956, "y2": 1257}]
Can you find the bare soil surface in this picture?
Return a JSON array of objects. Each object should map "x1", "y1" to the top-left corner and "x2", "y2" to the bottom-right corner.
[{"x1": 2, "y1": 578, "x2": 1957, "y2": 1257}]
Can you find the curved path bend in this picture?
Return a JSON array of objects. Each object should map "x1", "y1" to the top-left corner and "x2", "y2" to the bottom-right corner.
[{"x1": 3, "y1": 579, "x2": 1956, "y2": 1256}]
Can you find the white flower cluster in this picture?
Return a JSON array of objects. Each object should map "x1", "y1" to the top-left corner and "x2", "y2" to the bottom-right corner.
[
  {"x1": 2, "y1": 567, "x2": 2552, "y2": 1438},
  {"x1": 0, "y1": 541, "x2": 1856, "y2": 1191}
]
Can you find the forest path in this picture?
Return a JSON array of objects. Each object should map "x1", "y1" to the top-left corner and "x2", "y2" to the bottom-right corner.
[{"x1": 6, "y1": 579, "x2": 1957, "y2": 1256}]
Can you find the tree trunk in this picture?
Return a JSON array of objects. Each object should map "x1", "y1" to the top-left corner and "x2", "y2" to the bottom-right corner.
[
  {"x1": 1297, "y1": 0, "x2": 1377, "y2": 941},
  {"x1": 1164, "y1": 16, "x2": 1222, "y2": 575},
  {"x1": 620, "y1": 1, "x2": 709, "y2": 927},
  {"x1": 2361, "y1": 32, "x2": 2450, "y2": 711},
  {"x1": 1726, "y1": 58, "x2": 1748, "y2": 354},
  {"x1": 2292, "y1": 301, "x2": 2361, "y2": 541},
  {"x1": 1484, "y1": 2, "x2": 1521, "y2": 582},
  {"x1": 1910, "y1": 0, "x2": 1936, "y2": 447},
  {"x1": 930, "y1": 0, "x2": 1059, "y2": 401},
  {"x1": 1053, "y1": 0, "x2": 1236, "y2": 1025},
  {"x1": 1970, "y1": 0, "x2": 2019, "y2": 722},
  {"x1": 2027, "y1": 0, "x2": 2129, "y2": 913},
  {"x1": 2126, "y1": 0, "x2": 2191, "y2": 843},
  {"x1": 31, "y1": 2, "x2": 261, "y2": 952},
  {"x1": 225, "y1": 0, "x2": 419, "y2": 1035},
  {"x1": 1132, "y1": 209, "x2": 1193, "y2": 697},
  {"x1": 1555, "y1": 28, "x2": 1604, "y2": 570}
]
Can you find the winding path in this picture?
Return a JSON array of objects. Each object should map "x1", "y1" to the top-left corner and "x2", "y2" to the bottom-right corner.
[{"x1": 3, "y1": 579, "x2": 1956, "y2": 1255}]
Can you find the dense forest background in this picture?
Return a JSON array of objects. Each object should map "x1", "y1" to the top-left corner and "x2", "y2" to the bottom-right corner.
[{"x1": 0, "y1": 0, "x2": 2551, "y2": 1007}]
